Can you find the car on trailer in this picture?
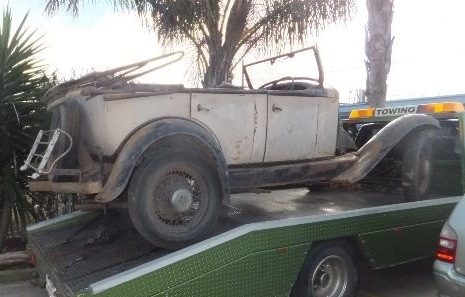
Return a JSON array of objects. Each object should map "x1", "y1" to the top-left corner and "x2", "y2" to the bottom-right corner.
[
  {"x1": 21, "y1": 47, "x2": 447, "y2": 250},
  {"x1": 19, "y1": 49, "x2": 465, "y2": 297}
]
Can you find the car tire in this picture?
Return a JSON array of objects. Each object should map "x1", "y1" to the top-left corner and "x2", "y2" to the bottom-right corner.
[
  {"x1": 128, "y1": 150, "x2": 222, "y2": 250},
  {"x1": 292, "y1": 241, "x2": 359, "y2": 297},
  {"x1": 402, "y1": 129, "x2": 436, "y2": 201},
  {"x1": 48, "y1": 101, "x2": 80, "y2": 180},
  {"x1": 355, "y1": 124, "x2": 376, "y2": 148}
]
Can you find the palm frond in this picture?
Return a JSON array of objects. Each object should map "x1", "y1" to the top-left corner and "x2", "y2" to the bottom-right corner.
[{"x1": 0, "y1": 6, "x2": 56, "y2": 252}]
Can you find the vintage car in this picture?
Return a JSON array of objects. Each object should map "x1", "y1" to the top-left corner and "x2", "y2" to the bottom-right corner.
[{"x1": 21, "y1": 47, "x2": 440, "y2": 249}]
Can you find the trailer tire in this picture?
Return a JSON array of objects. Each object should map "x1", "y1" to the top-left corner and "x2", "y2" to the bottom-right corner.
[
  {"x1": 48, "y1": 101, "x2": 80, "y2": 180},
  {"x1": 292, "y1": 241, "x2": 358, "y2": 297},
  {"x1": 402, "y1": 129, "x2": 435, "y2": 201},
  {"x1": 128, "y1": 150, "x2": 222, "y2": 250}
]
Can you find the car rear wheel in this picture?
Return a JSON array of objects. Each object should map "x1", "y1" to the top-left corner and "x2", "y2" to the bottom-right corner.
[
  {"x1": 402, "y1": 129, "x2": 436, "y2": 201},
  {"x1": 128, "y1": 150, "x2": 222, "y2": 249}
]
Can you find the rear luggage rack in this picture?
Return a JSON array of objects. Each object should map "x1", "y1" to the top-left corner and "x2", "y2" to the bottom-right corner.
[{"x1": 20, "y1": 129, "x2": 73, "y2": 179}]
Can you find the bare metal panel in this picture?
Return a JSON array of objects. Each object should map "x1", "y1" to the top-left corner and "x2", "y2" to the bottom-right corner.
[
  {"x1": 264, "y1": 95, "x2": 338, "y2": 162},
  {"x1": 191, "y1": 93, "x2": 267, "y2": 164},
  {"x1": 77, "y1": 94, "x2": 191, "y2": 156},
  {"x1": 313, "y1": 96, "x2": 339, "y2": 158}
]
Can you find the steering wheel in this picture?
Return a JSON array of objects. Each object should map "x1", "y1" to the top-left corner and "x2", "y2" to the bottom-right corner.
[
  {"x1": 258, "y1": 76, "x2": 320, "y2": 90},
  {"x1": 258, "y1": 76, "x2": 294, "y2": 90}
]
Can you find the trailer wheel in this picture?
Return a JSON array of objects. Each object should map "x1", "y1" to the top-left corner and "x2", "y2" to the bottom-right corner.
[
  {"x1": 402, "y1": 129, "x2": 435, "y2": 201},
  {"x1": 292, "y1": 241, "x2": 358, "y2": 297},
  {"x1": 128, "y1": 150, "x2": 222, "y2": 249},
  {"x1": 48, "y1": 101, "x2": 80, "y2": 180}
]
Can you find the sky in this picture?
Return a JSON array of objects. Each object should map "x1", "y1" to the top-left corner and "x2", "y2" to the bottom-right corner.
[{"x1": 6, "y1": 0, "x2": 465, "y2": 103}]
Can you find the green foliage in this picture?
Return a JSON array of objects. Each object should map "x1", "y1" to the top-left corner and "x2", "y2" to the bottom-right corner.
[
  {"x1": 44, "y1": 0, "x2": 355, "y2": 86},
  {"x1": 0, "y1": 6, "x2": 58, "y2": 252}
]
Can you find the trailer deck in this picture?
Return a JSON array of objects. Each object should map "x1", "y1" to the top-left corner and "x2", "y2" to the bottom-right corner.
[{"x1": 27, "y1": 189, "x2": 459, "y2": 297}]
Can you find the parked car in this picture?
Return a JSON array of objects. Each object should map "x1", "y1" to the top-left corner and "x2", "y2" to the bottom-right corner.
[{"x1": 433, "y1": 196, "x2": 465, "y2": 297}]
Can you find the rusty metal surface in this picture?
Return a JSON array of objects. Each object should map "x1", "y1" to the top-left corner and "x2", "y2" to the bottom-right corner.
[
  {"x1": 333, "y1": 114, "x2": 440, "y2": 183},
  {"x1": 28, "y1": 181, "x2": 102, "y2": 194},
  {"x1": 95, "y1": 118, "x2": 229, "y2": 203},
  {"x1": 229, "y1": 154, "x2": 356, "y2": 190},
  {"x1": 43, "y1": 52, "x2": 184, "y2": 108}
]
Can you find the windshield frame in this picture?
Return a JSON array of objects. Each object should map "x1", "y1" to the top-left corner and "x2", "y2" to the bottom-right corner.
[{"x1": 241, "y1": 46, "x2": 324, "y2": 89}]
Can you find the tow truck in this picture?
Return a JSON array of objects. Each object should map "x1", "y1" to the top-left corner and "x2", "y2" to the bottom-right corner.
[
  {"x1": 25, "y1": 99, "x2": 465, "y2": 297},
  {"x1": 13, "y1": 44, "x2": 465, "y2": 296}
]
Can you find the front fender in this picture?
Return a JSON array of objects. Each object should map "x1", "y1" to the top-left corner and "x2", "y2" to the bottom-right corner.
[
  {"x1": 333, "y1": 114, "x2": 440, "y2": 183},
  {"x1": 95, "y1": 118, "x2": 230, "y2": 203}
]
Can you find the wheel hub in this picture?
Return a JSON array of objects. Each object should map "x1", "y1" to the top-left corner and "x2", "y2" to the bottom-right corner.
[
  {"x1": 171, "y1": 188, "x2": 193, "y2": 212},
  {"x1": 311, "y1": 255, "x2": 348, "y2": 297},
  {"x1": 319, "y1": 271, "x2": 330, "y2": 288}
]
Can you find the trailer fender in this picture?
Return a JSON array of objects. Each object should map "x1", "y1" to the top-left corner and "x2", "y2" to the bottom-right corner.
[
  {"x1": 94, "y1": 118, "x2": 230, "y2": 203},
  {"x1": 333, "y1": 114, "x2": 440, "y2": 183}
]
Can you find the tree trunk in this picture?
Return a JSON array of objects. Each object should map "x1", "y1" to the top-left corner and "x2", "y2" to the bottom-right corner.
[
  {"x1": 203, "y1": 50, "x2": 233, "y2": 87},
  {"x1": 365, "y1": 0, "x2": 394, "y2": 107}
]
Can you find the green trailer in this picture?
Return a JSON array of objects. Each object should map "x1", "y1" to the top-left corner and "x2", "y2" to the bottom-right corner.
[
  {"x1": 26, "y1": 100, "x2": 465, "y2": 297},
  {"x1": 27, "y1": 189, "x2": 460, "y2": 297}
]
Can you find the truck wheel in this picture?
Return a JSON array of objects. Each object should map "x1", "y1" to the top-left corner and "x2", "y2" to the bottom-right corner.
[
  {"x1": 293, "y1": 241, "x2": 358, "y2": 297},
  {"x1": 402, "y1": 129, "x2": 435, "y2": 201},
  {"x1": 128, "y1": 151, "x2": 222, "y2": 249},
  {"x1": 48, "y1": 101, "x2": 80, "y2": 180}
]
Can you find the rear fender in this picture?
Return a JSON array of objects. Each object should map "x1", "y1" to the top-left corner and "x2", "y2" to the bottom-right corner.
[
  {"x1": 95, "y1": 118, "x2": 230, "y2": 203},
  {"x1": 333, "y1": 114, "x2": 440, "y2": 183}
]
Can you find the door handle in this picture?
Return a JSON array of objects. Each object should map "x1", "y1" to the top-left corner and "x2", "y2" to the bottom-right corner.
[
  {"x1": 272, "y1": 104, "x2": 282, "y2": 112},
  {"x1": 197, "y1": 104, "x2": 211, "y2": 112}
]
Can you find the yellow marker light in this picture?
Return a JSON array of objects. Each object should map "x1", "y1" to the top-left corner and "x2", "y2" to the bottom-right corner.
[
  {"x1": 418, "y1": 102, "x2": 465, "y2": 114},
  {"x1": 349, "y1": 108, "x2": 375, "y2": 119}
]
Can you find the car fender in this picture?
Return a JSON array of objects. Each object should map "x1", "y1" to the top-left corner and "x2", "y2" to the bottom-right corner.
[
  {"x1": 333, "y1": 114, "x2": 440, "y2": 183},
  {"x1": 95, "y1": 118, "x2": 230, "y2": 203}
]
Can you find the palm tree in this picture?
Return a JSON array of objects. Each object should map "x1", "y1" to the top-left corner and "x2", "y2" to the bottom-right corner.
[
  {"x1": 0, "y1": 7, "x2": 56, "y2": 252},
  {"x1": 45, "y1": 0, "x2": 355, "y2": 87},
  {"x1": 365, "y1": 0, "x2": 394, "y2": 107}
]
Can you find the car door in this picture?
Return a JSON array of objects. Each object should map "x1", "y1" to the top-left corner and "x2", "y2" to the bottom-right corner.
[
  {"x1": 264, "y1": 94, "x2": 338, "y2": 163},
  {"x1": 191, "y1": 92, "x2": 267, "y2": 165}
]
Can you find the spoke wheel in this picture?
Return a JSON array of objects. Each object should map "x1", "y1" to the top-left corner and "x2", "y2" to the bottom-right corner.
[
  {"x1": 128, "y1": 150, "x2": 221, "y2": 250},
  {"x1": 149, "y1": 168, "x2": 207, "y2": 233}
]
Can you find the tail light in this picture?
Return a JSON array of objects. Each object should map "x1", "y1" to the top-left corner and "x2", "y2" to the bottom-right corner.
[{"x1": 436, "y1": 223, "x2": 458, "y2": 263}]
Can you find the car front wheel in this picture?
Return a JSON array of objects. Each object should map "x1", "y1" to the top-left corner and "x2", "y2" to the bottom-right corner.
[{"x1": 128, "y1": 150, "x2": 222, "y2": 249}]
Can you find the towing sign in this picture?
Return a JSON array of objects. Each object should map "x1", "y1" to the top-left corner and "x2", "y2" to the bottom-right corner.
[{"x1": 374, "y1": 105, "x2": 418, "y2": 117}]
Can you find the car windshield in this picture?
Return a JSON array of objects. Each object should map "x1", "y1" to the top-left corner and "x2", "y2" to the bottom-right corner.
[{"x1": 242, "y1": 47, "x2": 322, "y2": 89}]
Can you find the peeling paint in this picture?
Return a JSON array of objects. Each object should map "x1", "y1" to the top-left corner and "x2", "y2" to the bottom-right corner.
[{"x1": 312, "y1": 103, "x2": 321, "y2": 159}]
